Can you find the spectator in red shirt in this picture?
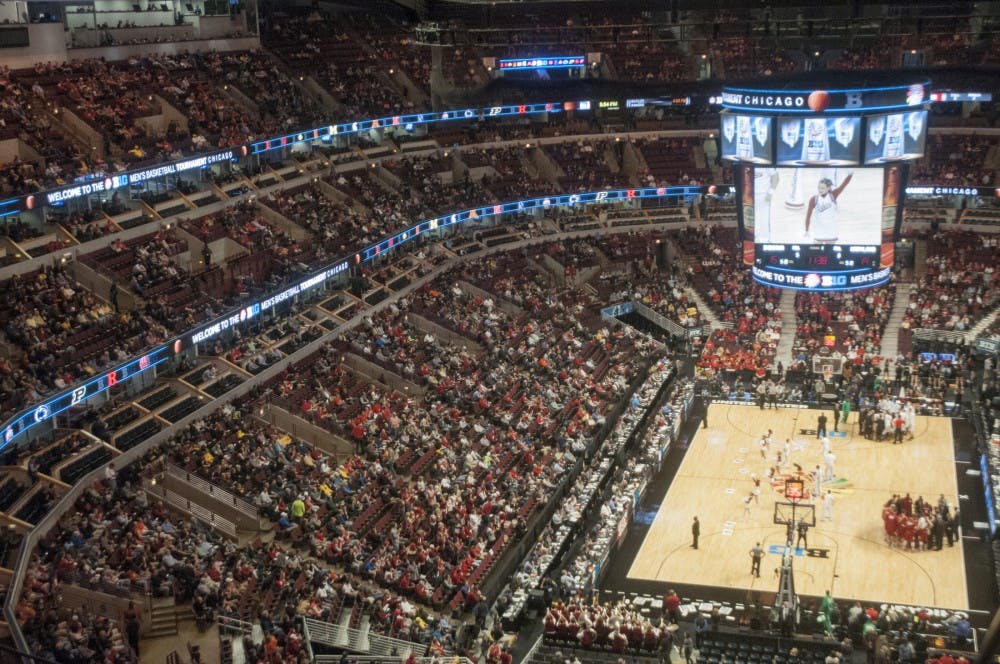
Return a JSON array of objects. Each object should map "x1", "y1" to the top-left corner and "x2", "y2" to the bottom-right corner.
[{"x1": 664, "y1": 589, "x2": 681, "y2": 624}]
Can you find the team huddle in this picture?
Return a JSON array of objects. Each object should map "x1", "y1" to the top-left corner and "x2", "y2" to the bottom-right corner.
[
  {"x1": 881, "y1": 493, "x2": 960, "y2": 551},
  {"x1": 857, "y1": 397, "x2": 917, "y2": 443}
]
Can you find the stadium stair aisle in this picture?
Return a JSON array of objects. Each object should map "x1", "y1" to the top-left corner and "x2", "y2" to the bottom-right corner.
[
  {"x1": 968, "y1": 304, "x2": 1000, "y2": 340},
  {"x1": 684, "y1": 284, "x2": 721, "y2": 331},
  {"x1": 775, "y1": 289, "x2": 798, "y2": 368},
  {"x1": 880, "y1": 282, "x2": 914, "y2": 360},
  {"x1": 913, "y1": 238, "x2": 929, "y2": 279}
]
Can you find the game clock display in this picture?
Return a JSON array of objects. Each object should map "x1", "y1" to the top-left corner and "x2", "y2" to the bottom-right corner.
[{"x1": 752, "y1": 244, "x2": 888, "y2": 291}]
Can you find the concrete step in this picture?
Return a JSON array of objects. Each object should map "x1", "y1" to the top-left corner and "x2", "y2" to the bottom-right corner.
[
  {"x1": 774, "y1": 289, "x2": 798, "y2": 369},
  {"x1": 231, "y1": 635, "x2": 246, "y2": 664},
  {"x1": 359, "y1": 614, "x2": 373, "y2": 651},
  {"x1": 880, "y1": 283, "x2": 913, "y2": 359},
  {"x1": 968, "y1": 303, "x2": 1000, "y2": 339},
  {"x1": 913, "y1": 238, "x2": 928, "y2": 278}
]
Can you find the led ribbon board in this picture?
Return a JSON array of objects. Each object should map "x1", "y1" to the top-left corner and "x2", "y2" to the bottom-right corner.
[
  {"x1": 250, "y1": 102, "x2": 567, "y2": 155},
  {"x1": 497, "y1": 56, "x2": 586, "y2": 70},
  {"x1": 0, "y1": 345, "x2": 174, "y2": 450},
  {"x1": 42, "y1": 149, "x2": 240, "y2": 206},
  {"x1": 721, "y1": 82, "x2": 930, "y2": 114}
]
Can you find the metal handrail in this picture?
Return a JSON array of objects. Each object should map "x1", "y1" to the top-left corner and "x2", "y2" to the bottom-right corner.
[
  {"x1": 165, "y1": 462, "x2": 259, "y2": 518},
  {"x1": 302, "y1": 616, "x2": 436, "y2": 659},
  {"x1": 143, "y1": 479, "x2": 237, "y2": 538}
]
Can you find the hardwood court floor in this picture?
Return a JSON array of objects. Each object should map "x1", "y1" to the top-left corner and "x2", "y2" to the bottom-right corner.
[{"x1": 628, "y1": 403, "x2": 967, "y2": 609}]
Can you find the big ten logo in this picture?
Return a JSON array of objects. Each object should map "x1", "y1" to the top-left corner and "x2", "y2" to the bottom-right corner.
[
  {"x1": 805, "y1": 548, "x2": 830, "y2": 558},
  {"x1": 843, "y1": 93, "x2": 864, "y2": 109}
]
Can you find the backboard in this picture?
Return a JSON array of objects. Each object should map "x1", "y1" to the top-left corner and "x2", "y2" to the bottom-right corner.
[{"x1": 773, "y1": 501, "x2": 816, "y2": 527}]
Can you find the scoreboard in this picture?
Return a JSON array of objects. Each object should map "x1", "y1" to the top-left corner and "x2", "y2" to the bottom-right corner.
[
  {"x1": 721, "y1": 76, "x2": 929, "y2": 292},
  {"x1": 741, "y1": 164, "x2": 902, "y2": 291}
]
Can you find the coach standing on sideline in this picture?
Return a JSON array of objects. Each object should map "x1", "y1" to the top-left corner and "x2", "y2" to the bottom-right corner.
[{"x1": 692, "y1": 516, "x2": 700, "y2": 549}]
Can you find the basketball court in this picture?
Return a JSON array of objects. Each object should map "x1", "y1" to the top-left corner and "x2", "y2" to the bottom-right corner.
[{"x1": 627, "y1": 402, "x2": 967, "y2": 609}]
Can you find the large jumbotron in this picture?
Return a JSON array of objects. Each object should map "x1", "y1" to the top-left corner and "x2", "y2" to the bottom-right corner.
[
  {"x1": 723, "y1": 73, "x2": 931, "y2": 292},
  {"x1": 0, "y1": 2, "x2": 997, "y2": 664}
]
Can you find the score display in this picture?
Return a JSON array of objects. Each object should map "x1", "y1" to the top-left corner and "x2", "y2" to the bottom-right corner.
[
  {"x1": 741, "y1": 165, "x2": 902, "y2": 291},
  {"x1": 497, "y1": 55, "x2": 586, "y2": 70}
]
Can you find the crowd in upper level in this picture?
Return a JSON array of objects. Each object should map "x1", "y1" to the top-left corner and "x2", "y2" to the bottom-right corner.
[{"x1": 0, "y1": 3, "x2": 995, "y2": 206}]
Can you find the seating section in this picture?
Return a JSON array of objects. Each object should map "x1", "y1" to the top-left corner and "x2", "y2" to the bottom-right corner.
[
  {"x1": 674, "y1": 227, "x2": 782, "y2": 375},
  {"x1": 636, "y1": 138, "x2": 712, "y2": 187},
  {"x1": 0, "y1": 475, "x2": 27, "y2": 512},
  {"x1": 899, "y1": 230, "x2": 1000, "y2": 355},
  {"x1": 794, "y1": 285, "x2": 896, "y2": 360},
  {"x1": 263, "y1": 15, "x2": 423, "y2": 121},
  {"x1": 547, "y1": 141, "x2": 627, "y2": 191},
  {"x1": 59, "y1": 445, "x2": 114, "y2": 484},
  {"x1": 0, "y1": 267, "x2": 120, "y2": 417},
  {"x1": 15, "y1": 484, "x2": 61, "y2": 524},
  {"x1": 31, "y1": 432, "x2": 90, "y2": 478},
  {"x1": 716, "y1": 38, "x2": 797, "y2": 79},
  {"x1": 478, "y1": 147, "x2": 551, "y2": 201},
  {"x1": 909, "y1": 135, "x2": 999, "y2": 187},
  {"x1": 165, "y1": 248, "x2": 659, "y2": 620},
  {"x1": 613, "y1": 42, "x2": 691, "y2": 82}
]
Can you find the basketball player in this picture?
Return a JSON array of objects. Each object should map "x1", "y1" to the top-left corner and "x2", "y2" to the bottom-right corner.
[
  {"x1": 743, "y1": 493, "x2": 754, "y2": 519},
  {"x1": 722, "y1": 115, "x2": 736, "y2": 156},
  {"x1": 753, "y1": 117, "x2": 771, "y2": 163},
  {"x1": 823, "y1": 450, "x2": 836, "y2": 482},
  {"x1": 778, "y1": 118, "x2": 803, "y2": 164},
  {"x1": 867, "y1": 116, "x2": 885, "y2": 160},
  {"x1": 754, "y1": 168, "x2": 779, "y2": 242},
  {"x1": 822, "y1": 490, "x2": 834, "y2": 521},
  {"x1": 803, "y1": 171, "x2": 854, "y2": 243}
]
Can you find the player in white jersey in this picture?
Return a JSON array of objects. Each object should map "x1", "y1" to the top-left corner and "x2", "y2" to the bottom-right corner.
[
  {"x1": 754, "y1": 168, "x2": 779, "y2": 241},
  {"x1": 804, "y1": 171, "x2": 853, "y2": 243},
  {"x1": 801, "y1": 118, "x2": 830, "y2": 162}
]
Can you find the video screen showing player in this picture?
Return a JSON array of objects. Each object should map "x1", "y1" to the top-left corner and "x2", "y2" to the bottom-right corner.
[
  {"x1": 864, "y1": 110, "x2": 927, "y2": 163},
  {"x1": 753, "y1": 167, "x2": 883, "y2": 246}
]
